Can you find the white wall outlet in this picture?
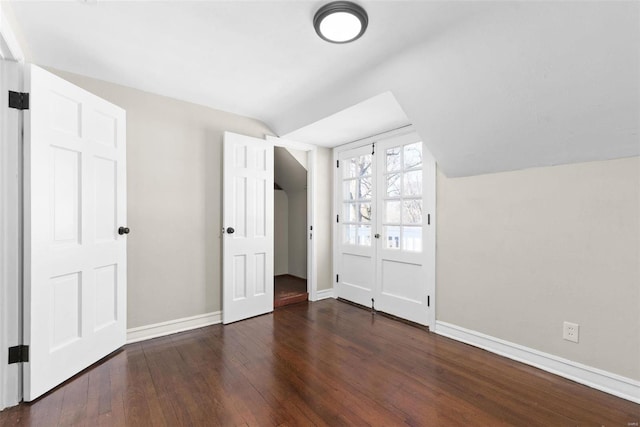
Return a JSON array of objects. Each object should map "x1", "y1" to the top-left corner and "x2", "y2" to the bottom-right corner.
[{"x1": 563, "y1": 321, "x2": 579, "y2": 343}]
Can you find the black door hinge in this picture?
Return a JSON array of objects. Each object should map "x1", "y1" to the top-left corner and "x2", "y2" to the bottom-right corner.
[
  {"x1": 427, "y1": 214, "x2": 431, "y2": 225},
  {"x1": 8, "y1": 345, "x2": 29, "y2": 364},
  {"x1": 8, "y1": 91, "x2": 29, "y2": 110},
  {"x1": 336, "y1": 160, "x2": 340, "y2": 168},
  {"x1": 336, "y1": 274, "x2": 339, "y2": 283},
  {"x1": 336, "y1": 214, "x2": 339, "y2": 223},
  {"x1": 427, "y1": 295, "x2": 430, "y2": 307},
  {"x1": 372, "y1": 143, "x2": 375, "y2": 155}
]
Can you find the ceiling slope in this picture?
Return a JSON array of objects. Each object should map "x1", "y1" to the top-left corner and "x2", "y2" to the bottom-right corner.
[
  {"x1": 273, "y1": 1, "x2": 640, "y2": 177},
  {"x1": 275, "y1": 147, "x2": 307, "y2": 193},
  {"x1": 8, "y1": 1, "x2": 639, "y2": 177},
  {"x1": 283, "y1": 91, "x2": 411, "y2": 147}
]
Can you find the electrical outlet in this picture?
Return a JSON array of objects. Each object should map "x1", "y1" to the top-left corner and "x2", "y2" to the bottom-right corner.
[{"x1": 563, "y1": 321, "x2": 579, "y2": 343}]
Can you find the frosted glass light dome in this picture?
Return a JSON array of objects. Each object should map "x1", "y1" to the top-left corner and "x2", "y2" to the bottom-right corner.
[{"x1": 314, "y1": 2, "x2": 368, "y2": 44}]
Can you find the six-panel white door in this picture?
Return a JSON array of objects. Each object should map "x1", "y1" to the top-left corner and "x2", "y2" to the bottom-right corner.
[
  {"x1": 24, "y1": 65, "x2": 127, "y2": 401},
  {"x1": 222, "y1": 132, "x2": 274, "y2": 324},
  {"x1": 336, "y1": 145, "x2": 376, "y2": 308}
]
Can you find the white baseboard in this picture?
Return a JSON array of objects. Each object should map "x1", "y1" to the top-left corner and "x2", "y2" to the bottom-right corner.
[
  {"x1": 314, "y1": 288, "x2": 336, "y2": 301},
  {"x1": 127, "y1": 311, "x2": 222, "y2": 344},
  {"x1": 435, "y1": 321, "x2": 640, "y2": 404}
]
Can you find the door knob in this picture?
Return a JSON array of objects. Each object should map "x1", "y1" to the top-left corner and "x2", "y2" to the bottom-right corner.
[
  {"x1": 226, "y1": 227, "x2": 235, "y2": 234},
  {"x1": 118, "y1": 226, "x2": 130, "y2": 235},
  {"x1": 374, "y1": 233, "x2": 380, "y2": 239}
]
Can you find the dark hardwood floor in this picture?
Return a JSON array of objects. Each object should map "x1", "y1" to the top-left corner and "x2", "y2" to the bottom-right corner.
[
  {"x1": 1, "y1": 300, "x2": 638, "y2": 426},
  {"x1": 274, "y1": 275, "x2": 308, "y2": 308}
]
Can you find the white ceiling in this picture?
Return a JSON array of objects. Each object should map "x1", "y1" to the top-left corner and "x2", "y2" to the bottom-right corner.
[
  {"x1": 283, "y1": 91, "x2": 410, "y2": 147},
  {"x1": 7, "y1": 1, "x2": 639, "y2": 177}
]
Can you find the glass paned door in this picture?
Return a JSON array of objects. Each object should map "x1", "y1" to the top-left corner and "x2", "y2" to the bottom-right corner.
[
  {"x1": 375, "y1": 134, "x2": 431, "y2": 325},
  {"x1": 342, "y1": 153, "x2": 373, "y2": 246},
  {"x1": 336, "y1": 145, "x2": 376, "y2": 308},
  {"x1": 382, "y1": 141, "x2": 423, "y2": 252},
  {"x1": 335, "y1": 133, "x2": 435, "y2": 327}
]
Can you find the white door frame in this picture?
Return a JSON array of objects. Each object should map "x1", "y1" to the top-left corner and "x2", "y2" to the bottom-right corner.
[
  {"x1": 0, "y1": 3, "x2": 24, "y2": 411},
  {"x1": 265, "y1": 136, "x2": 319, "y2": 301},
  {"x1": 332, "y1": 126, "x2": 437, "y2": 328}
]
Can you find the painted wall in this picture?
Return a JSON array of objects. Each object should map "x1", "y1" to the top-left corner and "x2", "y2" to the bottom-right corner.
[
  {"x1": 316, "y1": 147, "x2": 333, "y2": 291},
  {"x1": 288, "y1": 189, "x2": 307, "y2": 279},
  {"x1": 49, "y1": 69, "x2": 274, "y2": 328},
  {"x1": 274, "y1": 189, "x2": 289, "y2": 276},
  {"x1": 436, "y1": 156, "x2": 640, "y2": 380}
]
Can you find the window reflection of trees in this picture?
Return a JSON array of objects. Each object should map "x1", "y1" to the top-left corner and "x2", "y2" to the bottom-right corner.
[
  {"x1": 383, "y1": 142, "x2": 423, "y2": 252},
  {"x1": 404, "y1": 143, "x2": 422, "y2": 169},
  {"x1": 343, "y1": 154, "x2": 373, "y2": 246},
  {"x1": 342, "y1": 144, "x2": 423, "y2": 250}
]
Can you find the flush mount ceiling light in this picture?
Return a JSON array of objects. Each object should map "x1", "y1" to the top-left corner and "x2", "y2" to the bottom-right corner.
[{"x1": 314, "y1": 1, "x2": 368, "y2": 44}]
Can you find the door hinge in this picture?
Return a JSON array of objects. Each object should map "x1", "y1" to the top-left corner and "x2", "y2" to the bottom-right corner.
[
  {"x1": 336, "y1": 274, "x2": 339, "y2": 283},
  {"x1": 427, "y1": 213, "x2": 431, "y2": 225},
  {"x1": 336, "y1": 214, "x2": 339, "y2": 223},
  {"x1": 427, "y1": 295, "x2": 430, "y2": 307},
  {"x1": 8, "y1": 91, "x2": 29, "y2": 110},
  {"x1": 336, "y1": 160, "x2": 340, "y2": 168},
  {"x1": 372, "y1": 143, "x2": 375, "y2": 155},
  {"x1": 8, "y1": 345, "x2": 29, "y2": 364}
]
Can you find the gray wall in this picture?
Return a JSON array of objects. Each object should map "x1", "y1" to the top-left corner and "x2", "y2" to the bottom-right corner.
[
  {"x1": 315, "y1": 148, "x2": 333, "y2": 291},
  {"x1": 288, "y1": 189, "x2": 307, "y2": 279},
  {"x1": 50, "y1": 69, "x2": 274, "y2": 328},
  {"x1": 436, "y1": 156, "x2": 640, "y2": 380},
  {"x1": 274, "y1": 189, "x2": 289, "y2": 275}
]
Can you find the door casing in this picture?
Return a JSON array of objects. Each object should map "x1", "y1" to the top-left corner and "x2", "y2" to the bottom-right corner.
[
  {"x1": 0, "y1": 8, "x2": 24, "y2": 408},
  {"x1": 266, "y1": 136, "x2": 318, "y2": 301},
  {"x1": 0, "y1": 57, "x2": 23, "y2": 413}
]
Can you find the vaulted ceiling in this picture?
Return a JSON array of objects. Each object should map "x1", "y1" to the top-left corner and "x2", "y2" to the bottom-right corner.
[{"x1": 6, "y1": 1, "x2": 639, "y2": 177}]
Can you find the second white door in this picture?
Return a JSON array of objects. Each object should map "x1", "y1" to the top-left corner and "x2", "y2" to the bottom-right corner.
[{"x1": 222, "y1": 132, "x2": 274, "y2": 324}]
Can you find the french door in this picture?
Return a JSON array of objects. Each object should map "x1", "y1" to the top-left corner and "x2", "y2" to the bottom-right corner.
[
  {"x1": 335, "y1": 132, "x2": 435, "y2": 326},
  {"x1": 335, "y1": 145, "x2": 376, "y2": 308}
]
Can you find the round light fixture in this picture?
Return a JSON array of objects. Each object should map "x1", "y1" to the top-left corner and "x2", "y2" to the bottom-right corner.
[{"x1": 314, "y1": 1, "x2": 368, "y2": 44}]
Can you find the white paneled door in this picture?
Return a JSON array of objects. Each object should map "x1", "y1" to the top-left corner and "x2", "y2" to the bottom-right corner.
[
  {"x1": 336, "y1": 132, "x2": 435, "y2": 327},
  {"x1": 24, "y1": 65, "x2": 127, "y2": 401},
  {"x1": 336, "y1": 145, "x2": 376, "y2": 308},
  {"x1": 375, "y1": 134, "x2": 435, "y2": 325},
  {"x1": 222, "y1": 132, "x2": 274, "y2": 324}
]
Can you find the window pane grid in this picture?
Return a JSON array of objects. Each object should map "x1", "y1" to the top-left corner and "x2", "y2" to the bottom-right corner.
[
  {"x1": 340, "y1": 143, "x2": 423, "y2": 251},
  {"x1": 341, "y1": 153, "x2": 373, "y2": 246},
  {"x1": 383, "y1": 142, "x2": 423, "y2": 252}
]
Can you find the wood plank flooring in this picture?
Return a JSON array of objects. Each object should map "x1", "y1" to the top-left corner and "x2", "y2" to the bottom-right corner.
[{"x1": 1, "y1": 299, "x2": 638, "y2": 426}]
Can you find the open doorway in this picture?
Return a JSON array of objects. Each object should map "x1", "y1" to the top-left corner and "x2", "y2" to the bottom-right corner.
[{"x1": 274, "y1": 146, "x2": 308, "y2": 307}]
